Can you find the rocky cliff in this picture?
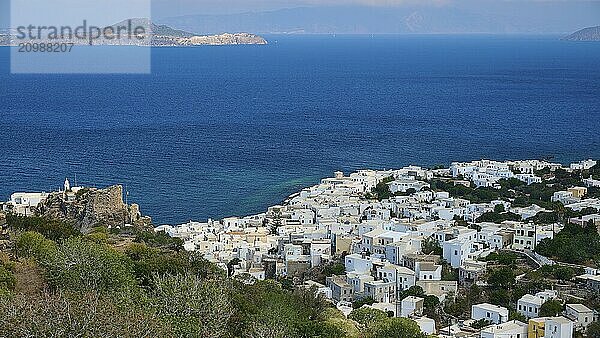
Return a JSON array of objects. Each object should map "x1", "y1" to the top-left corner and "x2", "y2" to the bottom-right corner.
[{"x1": 34, "y1": 185, "x2": 151, "y2": 234}]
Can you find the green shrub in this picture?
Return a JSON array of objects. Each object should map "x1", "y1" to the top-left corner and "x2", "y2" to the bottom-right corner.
[
  {"x1": 7, "y1": 215, "x2": 80, "y2": 241},
  {"x1": 16, "y1": 231, "x2": 57, "y2": 260},
  {"x1": 44, "y1": 237, "x2": 136, "y2": 292},
  {"x1": 0, "y1": 266, "x2": 16, "y2": 292},
  {"x1": 150, "y1": 273, "x2": 233, "y2": 338}
]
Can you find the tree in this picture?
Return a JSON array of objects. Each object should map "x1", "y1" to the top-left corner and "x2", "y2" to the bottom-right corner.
[
  {"x1": 553, "y1": 266, "x2": 577, "y2": 281},
  {"x1": 539, "y1": 300, "x2": 562, "y2": 317},
  {"x1": 487, "y1": 267, "x2": 515, "y2": 288},
  {"x1": 422, "y1": 238, "x2": 442, "y2": 255},
  {"x1": 509, "y1": 310, "x2": 527, "y2": 322},
  {"x1": 587, "y1": 321, "x2": 600, "y2": 338},
  {"x1": 368, "y1": 318, "x2": 427, "y2": 338},
  {"x1": 424, "y1": 295, "x2": 440, "y2": 310},
  {"x1": 352, "y1": 297, "x2": 375, "y2": 309},
  {"x1": 485, "y1": 251, "x2": 518, "y2": 266},
  {"x1": 536, "y1": 222, "x2": 600, "y2": 264},
  {"x1": 371, "y1": 176, "x2": 394, "y2": 201},
  {"x1": 134, "y1": 229, "x2": 183, "y2": 251},
  {"x1": 489, "y1": 289, "x2": 511, "y2": 308},
  {"x1": 348, "y1": 307, "x2": 388, "y2": 327}
]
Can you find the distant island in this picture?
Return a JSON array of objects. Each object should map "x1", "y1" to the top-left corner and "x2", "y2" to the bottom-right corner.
[
  {"x1": 0, "y1": 18, "x2": 267, "y2": 47},
  {"x1": 118, "y1": 18, "x2": 268, "y2": 46},
  {"x1": 563, "y1": 26, "x2": 600, "y2": 41}
]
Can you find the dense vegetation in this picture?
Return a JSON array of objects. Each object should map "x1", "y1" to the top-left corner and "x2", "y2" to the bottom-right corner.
[
  {"x1": 536, "y1": 221, "x2": 600, "y2": 264},
  {"x1": 0, "y1": 215, "x2": 430, "y2": 337}
]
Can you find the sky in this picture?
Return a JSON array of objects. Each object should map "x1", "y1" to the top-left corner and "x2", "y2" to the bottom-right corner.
[
  {"x1": 149, "y1": 0, "x2": 598, "y2": 17},
  {"x1": 1, "y1": 0, "x2": 599, "y2": 33}
]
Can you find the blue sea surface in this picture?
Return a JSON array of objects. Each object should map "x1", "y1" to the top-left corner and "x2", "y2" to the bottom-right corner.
[{"x1": 1, "y1": 35, "x2": 599, "y2": 224}]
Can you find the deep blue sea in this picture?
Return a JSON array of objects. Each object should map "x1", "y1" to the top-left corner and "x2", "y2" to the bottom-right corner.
[{"x1": 1, "y1": 35, "x2": 599, "y2": 224}]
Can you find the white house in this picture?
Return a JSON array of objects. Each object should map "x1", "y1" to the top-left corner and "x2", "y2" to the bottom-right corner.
[
  {"x1": 552, "y1": 191, "x2": 579, "y2": 205},
  {"x1": 443, "y1": 238, "x2": 472, "y2": 268},
  {"x1": 376, "y1": 263, "x2": 416, "y2": 291},
  {"x1": 364, "y1": 280, "x2": 396, "y2": 303},
  {"x1": 564, "y1": 303, "x2": 593, "y2": 329},
  {"x1": 472, "y1": 303, "x2": 509, "y2": 324},
  {"x1": 346, "y1": 272, "x2": 375, "y2": 293},
  {"x1": 515, "y1": 174, "x2": 542, "y2": 185},
  {"x1": 400, "y1": 296, "x2": 424, "y2": 318},
  {"x1": 544, "y1": 316, "x2": 574, "y2": 338},
  {"x1": 414, "y1": 317, "x2": 436, "y2": 335},
  {"x1": 584, "y1": 178, "x2": 600, "y2": 188},
  {"x1": 388, "y1": 179, "x2": 430, "y2": 194},
  {"x1": 517, "y1": 294, "x2": 543, "y2": 319},
  {"x1": 511, "y1": 222, "x2": 536, "y2": 250},
  {"x1": 415, "y1": 262, "x2": 442, "y2": 281},
  {"x1": 305, "y1": 280, "x2": 333, "y2": 299},
  {"x1": 7, "y1": 191, "x2": 49, "y2": 215},
  {"x1": 480, "y1": 320, "x2": 528, "y2": 338},
  {"x1": 345, "y1": 253, "x2": 375, "y2": 274},
  {"x1": 570, "y1": 159, "x2": 597, "y2": 171},
  {"x1": 517, "y1": 290, "x2": 558, "y2": 319}
]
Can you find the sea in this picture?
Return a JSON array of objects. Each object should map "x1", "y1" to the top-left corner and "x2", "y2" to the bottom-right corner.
[{"x1": 1, "y1": 35, "x2": 599, "y2": 225}]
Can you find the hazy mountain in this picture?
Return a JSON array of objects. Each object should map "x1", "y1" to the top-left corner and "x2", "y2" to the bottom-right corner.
[
  {"x1": 158, "y1": 3, "x2": 600, "y2": 35},
  {"x1": 110, "y1": 18, "x2": 195, "y2": 37},
  {"x1": 563, "y1": 26, "x2": 600, "y2": 41}
]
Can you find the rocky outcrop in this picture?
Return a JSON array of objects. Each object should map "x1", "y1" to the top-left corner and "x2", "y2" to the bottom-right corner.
[{"x1": 34, "y1": 185, "x2": 151, "y2": 234}]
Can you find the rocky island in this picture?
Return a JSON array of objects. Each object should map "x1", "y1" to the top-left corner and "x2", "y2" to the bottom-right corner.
[
  {"x1": 563, "y1": 26, "x2": 600, "y2": 41},
  {"x1": 0, "y1": 18, "x2": 267, "y2": 46}
]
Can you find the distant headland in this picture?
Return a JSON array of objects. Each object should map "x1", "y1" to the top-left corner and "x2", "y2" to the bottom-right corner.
[{"x1": 563, "y1": 26, "x2": 600, "y2": 41}]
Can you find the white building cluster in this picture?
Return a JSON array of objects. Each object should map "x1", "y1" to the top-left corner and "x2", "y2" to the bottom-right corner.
[{"x1": 153, "y1": 159, "x2": 598, "y2": 337}]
